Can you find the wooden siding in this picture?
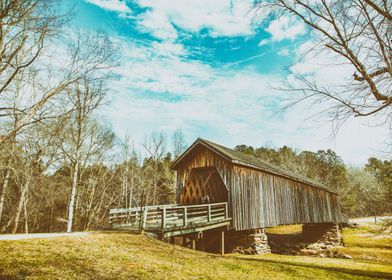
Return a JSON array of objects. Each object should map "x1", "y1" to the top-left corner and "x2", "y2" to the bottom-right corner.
[
  {"x1": 175, "y1": 143, "x2": 342, "y2": 231},
  {"x1": 230, "y1": 165, "x2": 341, "y2": 230}
]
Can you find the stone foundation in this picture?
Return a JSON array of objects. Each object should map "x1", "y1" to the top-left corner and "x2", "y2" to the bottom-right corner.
[
  {"x1": 302, "y1": 223, "x2": 342, "y2": 246},
  {"x1": 300, "y1": 223, "x2": 343, "y2": 256},
  {"x1": 226, "y1": 229, "x2": 271, "y2": 254}
]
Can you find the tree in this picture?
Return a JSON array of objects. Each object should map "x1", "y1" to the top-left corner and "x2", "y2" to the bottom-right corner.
[
  {"x1": 255, "y1": 0, "x2": 392, "y2": 129},
  {"x1": 59, "y1": 79, "x2": 108, "y2": 233},
  {"x1": 0, "y1": 0, "x2": 66, "y2": 97},
  {"x1": 346, "y1": 167, "x2": 384, "y2": 220},
  {"x1": 172, "y1": 127, "x2": 187, "y2": 159},
  {"x1": 0, "y1": 28, "x2": 117, "y2": 144},
  {"x1": 365, "y1": 157, "x2": 392, "y2": 213},
  {"x1": 0, "y1": 0, "x2": 65, "y2": 141},
  {"x1": 143, "y1": 133, "x2": 167, "y2": 205},
  {"x1": 118, "y1": 134, "x2": 141, "y2": 210}
]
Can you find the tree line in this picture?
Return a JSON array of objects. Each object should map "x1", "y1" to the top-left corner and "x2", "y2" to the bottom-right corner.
[
  {"x1": 1, "y1": 124, "x2": 390, "y2": 234},
  {"x1": 0, "y1": 126, "x2": 182, "y2": 233}
]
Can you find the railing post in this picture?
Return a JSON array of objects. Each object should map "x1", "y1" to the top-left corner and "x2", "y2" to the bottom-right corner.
[
  {"x1": 207, "y1": 205, "x2": 211, "y2": 222},
  {"x1": 183, "y1": 207, "x2": 187, "y2": 227},
  {"x1": 225, "y1": 203, "x2": 228, "y2": 219},
  {"x1": 162, "y1": 208, "x2": 166, "y2": 229}
]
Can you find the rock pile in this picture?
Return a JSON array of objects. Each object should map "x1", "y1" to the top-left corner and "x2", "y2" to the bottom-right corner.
[
  {"x1": 302, "y1": 223, "x2": 343, "y2": 246},
  {"x1": 228, "y1": 229, "x2": 271, "y2": 254},
  {"x1": 268, "y1": 223, "x2": 351, "y2": 259},
  {"x1": 300, "y1": 246, "x2": 351, "y2": 259},
  {"x1": 340, "y1": 221, "x2": 360, "y2": 229}
]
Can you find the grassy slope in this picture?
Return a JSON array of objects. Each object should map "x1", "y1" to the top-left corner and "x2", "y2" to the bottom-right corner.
[{"x1": 0, "y1": 227, "x2": 391, "y2": 280}]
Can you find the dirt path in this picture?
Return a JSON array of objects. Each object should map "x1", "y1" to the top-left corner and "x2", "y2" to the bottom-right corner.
[{"x1": 0, "y1": 232, "x2": 90, "y2": 241}]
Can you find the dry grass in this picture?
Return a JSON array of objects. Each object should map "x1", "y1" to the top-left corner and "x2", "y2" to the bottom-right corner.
[
  {"x1": 338, "y1": 226, "x2": 392, "y2": 264},
  {"x1": 0, "y1": 226, "x2": 391, "y2": 280}
]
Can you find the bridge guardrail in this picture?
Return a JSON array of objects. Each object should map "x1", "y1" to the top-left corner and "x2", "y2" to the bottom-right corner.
[{"x1": 109, "y1": 202, "x2": 229, "y2": 232}]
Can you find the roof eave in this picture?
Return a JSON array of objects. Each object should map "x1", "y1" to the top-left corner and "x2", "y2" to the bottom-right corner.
[{"x1": 171, "y1": 138, "x2": 232, "y2": 170}]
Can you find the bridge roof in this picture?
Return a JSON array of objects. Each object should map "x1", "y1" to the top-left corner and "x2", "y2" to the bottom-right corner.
[{"x1": 172, "y1": 138, "x2": 336, "y2": 194}]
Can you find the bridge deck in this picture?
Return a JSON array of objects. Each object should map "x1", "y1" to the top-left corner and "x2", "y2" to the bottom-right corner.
[{"x1": 109, "y1": 202, "x2": 231, "y2": 237}]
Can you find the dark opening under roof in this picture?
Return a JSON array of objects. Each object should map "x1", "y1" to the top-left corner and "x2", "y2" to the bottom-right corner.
[{"x1": 172, "y1": 138, "x2": 337, "y2": 194}]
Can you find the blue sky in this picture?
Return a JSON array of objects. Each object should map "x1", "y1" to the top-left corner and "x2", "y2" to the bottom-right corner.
[{"x1": 64, "y1": 0, "x2": 387, "y2": 165}]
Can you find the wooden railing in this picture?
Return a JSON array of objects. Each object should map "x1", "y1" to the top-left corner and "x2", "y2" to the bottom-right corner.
[{"x1": 109, "y1": 202, "x2": 229, "y2": 232}]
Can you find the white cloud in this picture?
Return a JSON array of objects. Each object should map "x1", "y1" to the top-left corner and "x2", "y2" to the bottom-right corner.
[
  {"x1": 277, "y1": 48, "x2": 289, "y2": 56},
  {"x1": 134, "y1": 0, "x2": 259, "y2": 39},
  {"x1": 150, "y1": 41, "x2": 187, "y2": 57},
  {"x1": 137, "y1": 10, "x2": 178, "y2": 40},
  {"x1": 85, "y1": 0, "x2": 131, "y2": 13},
  {"x1": 258, "y1": 39, "x2": 270, "y2": 46},
  {"x1": 266, "y1": 16, "x2": 306, "y2": 41},
  {"x1": 84, "y1": 0, "x2": 268, "y2": 40}
]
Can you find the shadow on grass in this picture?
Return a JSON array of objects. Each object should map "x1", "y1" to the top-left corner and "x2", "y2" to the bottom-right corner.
[{"x1": 214, "y1": 255, "x2": 392, "y2": 279}]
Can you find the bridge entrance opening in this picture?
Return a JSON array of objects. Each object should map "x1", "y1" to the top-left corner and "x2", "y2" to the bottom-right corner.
[{"x1": 180, "y1": 167, "x2": 228, "y2": 205}]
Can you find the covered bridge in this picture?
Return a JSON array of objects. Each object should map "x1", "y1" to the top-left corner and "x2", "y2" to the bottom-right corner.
[{"x1": 172, "y1": 138, "x2": 342, "y2": 230}]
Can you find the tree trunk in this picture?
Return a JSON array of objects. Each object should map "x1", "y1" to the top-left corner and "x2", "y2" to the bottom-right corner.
[
  {"x1": 0, "y1": 168, "x2": 11, "y2": 224},
  {"x1": 152, "y1": 164, "x2": 157, "y2": 205},
  {"x1": 67, "y1": 160, "x2": 79, "y2": 233},
  {"x1": 129, "y1": 168, "x2": 134, "y2": 209},
  {"x1": 23, "y1": 197, "x2": 29, "y2": 233},
  {"x1": 50, "y1": 204, "x2": 54, "y2": 232},
  {"x1": 12, "y1": 179, "x2": 30, "y2": 234},
  {"x1": 84, "y1": 178, "x2": 96, "y2": 231}
]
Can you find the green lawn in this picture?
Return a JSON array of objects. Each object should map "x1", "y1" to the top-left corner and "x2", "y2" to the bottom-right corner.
[{"x1": 0, "y1": 226, "x2": 391, "y2": 279}]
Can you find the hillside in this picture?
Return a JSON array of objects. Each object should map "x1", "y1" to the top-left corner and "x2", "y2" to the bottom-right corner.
[{"x1": 0, "y1": 225, "x2": 391, "y2": 280}]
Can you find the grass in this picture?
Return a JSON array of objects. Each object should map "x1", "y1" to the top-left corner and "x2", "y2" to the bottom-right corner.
[
  {"x1": 266, "y1": 224, "x2": 302, "y2": 235},
  {"x1": 338, "y1": 225, "x2": 392, "y2": 264},
  {"x1": 0, "y1": 226, "x2": 391, "y2": 280}
]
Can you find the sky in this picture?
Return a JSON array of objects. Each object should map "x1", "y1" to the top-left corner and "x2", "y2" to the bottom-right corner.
[{"x1": 64, "y1": 0, "x2": 388, "y2": 165}]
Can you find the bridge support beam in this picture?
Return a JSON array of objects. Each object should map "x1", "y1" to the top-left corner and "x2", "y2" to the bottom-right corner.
[{"x1": 220, "y1": 230, "x2": 225, "y2": 255}]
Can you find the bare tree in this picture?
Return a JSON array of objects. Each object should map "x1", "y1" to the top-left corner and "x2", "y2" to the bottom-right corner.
[
  {"x1": 255, "y1": 0, "x2": 392, "y2": 129},
  {"x1": 119, "y1": 134, "x2": 142, "y2": 210},
  {"x1": 0, "y1": 0, "x2": 67, "y2": 140},
  {"x1": 0, "y1": 0, "x2": 66, "y2": 96},
  {"x1": 78, "y1": 127, "x2": 115, "y2": 231},
  {"x1": 142, "y1": 133, "x2": 166, "y2": 205},
  {"x1": 8, "y1": 118, "x2": 60, "y2": 233},
  {"x1": 0, "y1": 29, "x2": 118, "y2": 143},
  {"x1": 172, "y1": 127, "x2": 187, "y2": 159},
  {"x1": 59, "y1": 79, "x2": 107, "y2": 233}
]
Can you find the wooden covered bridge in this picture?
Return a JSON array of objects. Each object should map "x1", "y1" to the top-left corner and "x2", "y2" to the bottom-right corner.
[{"x1": 110, "y1": 138, "x2": 342, "y2": 254}]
